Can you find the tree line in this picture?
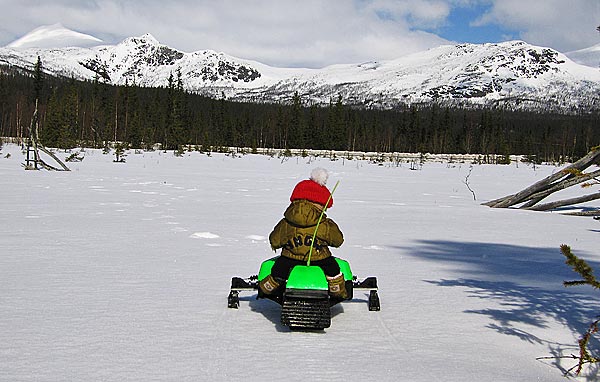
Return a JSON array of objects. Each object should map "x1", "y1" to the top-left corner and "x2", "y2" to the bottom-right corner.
[{"x1": 1, "y1": 62, "x2": 598, "y2": 162}]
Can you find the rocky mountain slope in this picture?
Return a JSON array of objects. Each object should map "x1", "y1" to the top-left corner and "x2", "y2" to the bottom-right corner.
[{"x1": 2, "y1": 25, "x2": 599, "y2": 113}]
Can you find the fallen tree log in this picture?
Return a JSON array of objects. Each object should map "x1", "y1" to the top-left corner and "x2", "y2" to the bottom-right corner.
[
  {"x1": 562, "y1": 210, "x2": 600, "y2": 217},
  {"x1": 36, "y1": 145, "x2": 70, "y2": 171},
  {"x1": 526, "y1": 192, "x2": 600, "y2": 211},
  {"x1": 520, "y1": 169, "x2": 600, "y2": 208},
  {"x1": 483, "y1": 147, "x2": 600, "y2": 213}
]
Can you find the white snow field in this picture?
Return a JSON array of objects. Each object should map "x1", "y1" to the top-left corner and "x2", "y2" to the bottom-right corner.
[{"x1": 1, "y1": 144, "x2": 599, "y2": 381}]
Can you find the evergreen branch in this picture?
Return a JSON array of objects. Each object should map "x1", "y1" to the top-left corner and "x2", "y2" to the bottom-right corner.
[
  {"x1": 574, "y1": 319, "x2": 600, "y2": 375},
  {"x1": 564, "y1": 280, "x2": 591, "y2": 287},
  {"x1": 557, "y1": 244, "x2": 600, "y2": 376},
  {"x1": 538, "y1": 354, "x2": 598, "y2": 377},
  {"x1": 561, "y1": 244, "x2": 600, "y2": 289}
]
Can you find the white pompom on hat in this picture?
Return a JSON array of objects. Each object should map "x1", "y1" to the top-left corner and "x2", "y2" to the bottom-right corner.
[
  {"x1": 310, "y1": 167, "x2": 329, "y2": 186},
  {"x1": 289, "y1": 168, "x2": 333, "y2": 208}
]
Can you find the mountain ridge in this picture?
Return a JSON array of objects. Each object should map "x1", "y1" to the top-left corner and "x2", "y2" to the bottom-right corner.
[{"x1": 2, "y1": 26, "x2": 600, "y2": 113}]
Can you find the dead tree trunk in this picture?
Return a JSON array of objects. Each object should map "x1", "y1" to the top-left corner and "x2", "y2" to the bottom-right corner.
[
  {"x1": 483, "y1": 147, "x2": 600, "y2": 214},
  {"x1": 26, "y1": 100, "x2": 70, "y2": 172},
  {"x1": 527, "y1": 193, "x2": 600, "y2": 211},
  {"x1": 520, "y1": 169, "x2": 600, "y2": 208}
]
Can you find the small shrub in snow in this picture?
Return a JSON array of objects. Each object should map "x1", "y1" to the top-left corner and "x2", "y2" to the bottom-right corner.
[{"x1": 113, "y1": 142, "x2": 128, "y2": 163}]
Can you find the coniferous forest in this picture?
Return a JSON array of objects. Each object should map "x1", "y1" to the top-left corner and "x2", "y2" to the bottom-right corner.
[{"x1": 1, "y1": 64, "x2": 599, "y2": 162}]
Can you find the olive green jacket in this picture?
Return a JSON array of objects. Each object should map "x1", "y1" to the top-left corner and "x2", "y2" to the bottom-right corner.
[{"x1": 269, "y1": 200, "x2": 344, "y2": 262}]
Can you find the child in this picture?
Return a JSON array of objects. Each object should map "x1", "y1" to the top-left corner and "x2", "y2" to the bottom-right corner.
[{"x1": 259, "y1": 168, "x2": 347, "y2": 299}]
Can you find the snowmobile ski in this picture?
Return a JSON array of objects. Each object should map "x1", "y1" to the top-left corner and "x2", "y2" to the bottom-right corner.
[{"x1": 228, "y1": 276, "x2": 258, "y2": 309}]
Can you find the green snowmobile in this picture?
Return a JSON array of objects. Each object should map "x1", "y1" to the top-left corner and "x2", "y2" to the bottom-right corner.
[{"x1": 228, "y1": 256, "x2": 380, "y2": 330}]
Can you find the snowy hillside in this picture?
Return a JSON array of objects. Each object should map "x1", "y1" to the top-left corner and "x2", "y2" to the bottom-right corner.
[
  {"x1": 566, "y1": 43, "x2": 600, "y2": 69},
  {"x1": 2, "y1": 26, "x2": 600, "y2": 112},
  {"x1": 1, "y1": 143, "x2": 600, "y2": 381},
  {"x1": 240, "y1": 41, "x2": 600, "y2": 111}
]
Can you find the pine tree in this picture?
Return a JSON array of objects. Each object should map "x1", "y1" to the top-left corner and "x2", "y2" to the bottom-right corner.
[
  {"x1": 61, "y1": 82, "x2": 79, "y2": 148},
  {"x1": 33, "y1": 56, "x2": 44, "y2": 102},
  {"x1": 127, "y1": 95, "x2": 143, "y2": 148},
  {"x1": 214, "y1": 91, "x2": 230, "y2": 148},
  {"x1": 89, "y1": 83, "x2": 104, "y2": 144},
  {"x1": 408, "y1": 106, "x2": 421, "y2": 152},
  {"x1": 289, "y1": 91, "x2": 306, "y2": 148},
  {"x1": 0, "y1": 72, "x2": 7, "y2": 137},
  {"x1": 168, "y1": 69, "x2": 187, "y2": 151},
  {"x1": 326, "y1": 95, "x2": 346, "y2": 150},
  {"x1": 113, "y1": 141, "x2": 128, "y2": 162},
  {"x1": 41, "y1": 90, "x2": 61, "y2": 147}
]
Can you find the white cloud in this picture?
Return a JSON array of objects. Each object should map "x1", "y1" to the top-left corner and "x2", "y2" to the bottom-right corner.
[
  {"x1": 367, "y1": 0, "x2": 451, "y2": 27},
  {"x1": 0, "y1": 0, "x2": 451, "y2": 67},
  {"x1": 0, "y1": 0, "x2": 597, "y2": 67},
  {"x1": 473, "y1": 0, "x2": 600, "y2": 51}
]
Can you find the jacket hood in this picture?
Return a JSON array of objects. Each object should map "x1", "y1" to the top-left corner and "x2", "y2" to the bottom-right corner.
[{"x1": 283, "y1": 200, "x2": 324, "y2": 228}]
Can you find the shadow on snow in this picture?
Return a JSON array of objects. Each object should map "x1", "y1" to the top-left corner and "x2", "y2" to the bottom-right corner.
[
  {"x1": 395, "y1": 240, "x2": 600, "y2": 377},
  {"x1": 242, "y1": 292, "x2": 349, "y2": 333}
]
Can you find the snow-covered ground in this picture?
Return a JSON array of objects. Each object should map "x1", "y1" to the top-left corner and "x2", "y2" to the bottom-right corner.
[{"x1": 1, "y1": 144, "x2": 599, "y2": 381}]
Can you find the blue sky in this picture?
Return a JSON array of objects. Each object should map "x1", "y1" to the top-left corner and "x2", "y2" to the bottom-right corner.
[
  {"x1": 437, "y1": 4, "x2": 518, "y2": 44},
  {"x1": 0, "y1": 0, "x2": 597, "y2": 68}
]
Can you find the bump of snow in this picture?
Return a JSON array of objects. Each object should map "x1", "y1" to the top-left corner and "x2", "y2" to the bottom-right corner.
[
  {"x1": 246, "y1": 235, "x2": 266, "y2": 241},
  {"x1": 189, "y1": 232, "x2": 220, "y2": 239}
]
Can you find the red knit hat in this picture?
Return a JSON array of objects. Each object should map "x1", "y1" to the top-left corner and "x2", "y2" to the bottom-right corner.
[{"x1": 290, "y1": 179, "x2": 333, "y2": 208}]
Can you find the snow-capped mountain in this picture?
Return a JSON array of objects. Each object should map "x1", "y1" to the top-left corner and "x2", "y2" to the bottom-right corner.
[
  {"x1": 566, "y1": 43, "x2": 600, "y2": 69},
  {"x1": 7, "y1": 24, "x2": 103, "y2": 49},
  {"x1": 246, "y1": 42, "x2": 600, "y2": 112},
  {"x1": 2, "y1": 26, "x2": 600, "y2": 113}
]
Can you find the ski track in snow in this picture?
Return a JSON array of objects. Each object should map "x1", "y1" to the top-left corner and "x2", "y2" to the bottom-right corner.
[{"x1": 1, "y1": 144, "x2": 599, "y2": 381}]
